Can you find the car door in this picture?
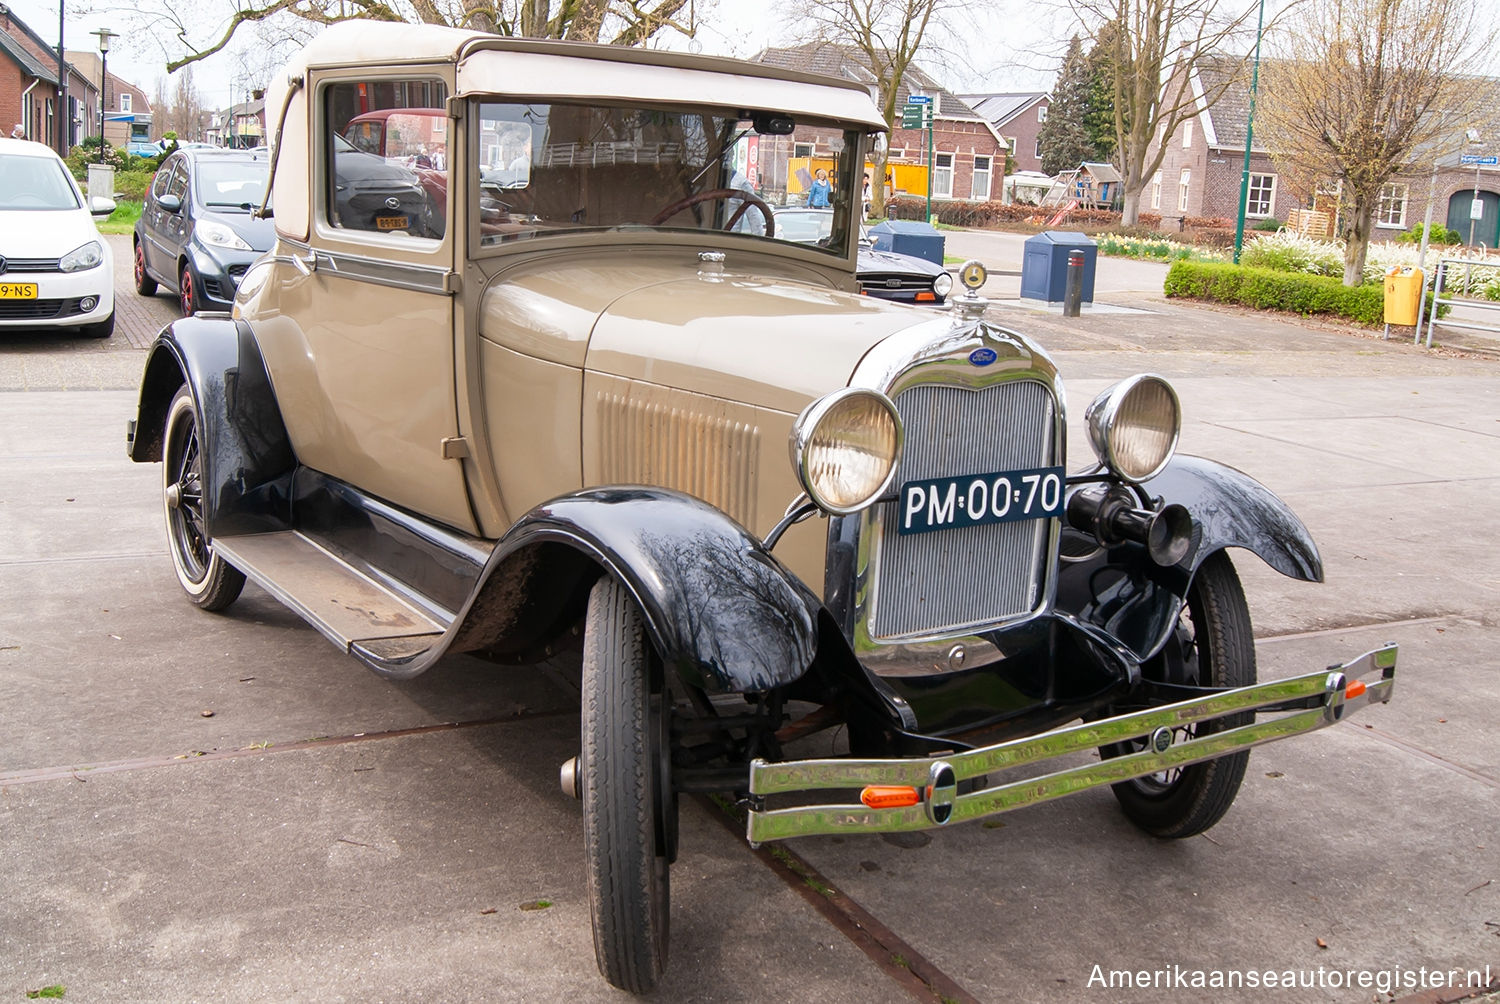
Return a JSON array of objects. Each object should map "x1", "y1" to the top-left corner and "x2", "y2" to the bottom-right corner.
[
  {"x1": 145, "y1": 157, "x2": 188, "y2": 279},
  {"x1": 140, "y1": 158, "x2": 174, "y2": 280}
]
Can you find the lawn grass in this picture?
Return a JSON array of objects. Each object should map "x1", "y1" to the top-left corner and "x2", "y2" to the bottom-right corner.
[{"x1": 97, "y1": 199, "x2": 142, "y2": 236}]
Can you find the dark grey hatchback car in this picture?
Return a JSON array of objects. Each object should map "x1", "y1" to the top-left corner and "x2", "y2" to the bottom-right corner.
[{"x1": 134, "y1": 148, "x2": 276, "y2": 315}]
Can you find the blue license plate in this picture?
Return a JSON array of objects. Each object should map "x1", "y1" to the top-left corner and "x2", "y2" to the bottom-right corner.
[{"x1": 897, "y1": 466, "x2": 1065, "y2": 535}]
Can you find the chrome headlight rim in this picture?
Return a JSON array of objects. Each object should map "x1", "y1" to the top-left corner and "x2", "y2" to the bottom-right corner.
[
  {"x1": 932, "y1": 271, "x2": 953, "y2": 298},
  {"x1": 790, "y1": 387, "x2": 904, "y2": 515},
  {"x1": 59, "y1": 240, "x2": 104, "y2": 273},
  {"x1": 1085, "y1": 373, "x2": 1182, "y2": 484}
]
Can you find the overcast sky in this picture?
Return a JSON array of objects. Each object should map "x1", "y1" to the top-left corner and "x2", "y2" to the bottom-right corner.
[{"x1": 3, "y1": 0, "x2": 1076, "y2": 116}]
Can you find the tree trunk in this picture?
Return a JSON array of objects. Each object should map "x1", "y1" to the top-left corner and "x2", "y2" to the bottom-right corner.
[
  {"x1": 870, "y1": 146, "x2": 890, "y2": 219},
  {"x1": 1121, "y1": 187, "x2": 1141, "y2": 226},
  {"x1": 1341, "y1": 192, "x2": 1375, "y2": 287}
]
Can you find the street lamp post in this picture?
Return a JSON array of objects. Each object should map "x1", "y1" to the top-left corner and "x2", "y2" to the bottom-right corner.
[
  {"x1": 90, "y1": 28, "x2": 117, "y2": 164},
  {"x1": 1232, "y1": 0, "x2": 1267, "y2": 263}
]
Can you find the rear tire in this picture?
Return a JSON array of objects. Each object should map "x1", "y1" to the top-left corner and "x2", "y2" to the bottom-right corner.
[
  {"x1": 133, "y1": 240, "x2": 158, "y2": 295},
  {"x1": 1103, "y1": 550, "x2": 1255, "y2": 838},
  {"x1": 162, "y1": 386, "x2": 245, "y2": 611},
  {"x1": 581, "y1": 576, "x2": 673, "y2": 993}
]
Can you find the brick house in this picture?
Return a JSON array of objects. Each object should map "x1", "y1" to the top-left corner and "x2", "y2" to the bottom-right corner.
[
  {"x1": 959, "y1": 92, "x2": 1050, "y2": 174},
  {"x1": 753, "y1": 44, "x2": 1006, "y2": 204},
  {"x1": 65, "y1": 50, "x2": 152, "y2": 151},
  {"x1": 0, "y1": 3, "x2": 99, "y2": 154},
  {"x1": 1152, "y1": 56, "x2": 1500, "y2": 244}
]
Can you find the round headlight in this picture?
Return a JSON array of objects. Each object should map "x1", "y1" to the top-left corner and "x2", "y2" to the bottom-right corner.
[
  {"x1": 1084, "y1": 374, "x2": 1181, "y2": 483},
  {"x1": 790, "y1": 389, "x2": 903, "y2": 514},
  {"x1": 933, "y1": 271, "x2": 953, "y2": 298}
]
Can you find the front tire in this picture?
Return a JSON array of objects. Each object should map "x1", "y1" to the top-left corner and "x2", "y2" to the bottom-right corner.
[
  {"x1": 81, "y1": 313, "x2": 114, "y2": 339},
  {"x1": 581, "y1": 576, "x2": 673, "y2": 993},
  {"x1": 162, "y1": 386, "x2": 245, "y2": 611},
  {"x1": 179, "y1": 263, "x2": 197, "y2": 316},
  {"x1": 1104, "y1": 550, "x2": 1255, "y2": 838}
]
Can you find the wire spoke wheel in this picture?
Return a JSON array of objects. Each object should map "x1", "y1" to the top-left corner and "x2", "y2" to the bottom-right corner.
[
  {"x1": 581, "y1": 576, "x2": 674, "y2": 993},
  {"x1": 162, "y1": 387, "x2": 245, "y2": 611},
  {"x1": 1101, "y1": 551, "x2": 1255, "y2": 838}
]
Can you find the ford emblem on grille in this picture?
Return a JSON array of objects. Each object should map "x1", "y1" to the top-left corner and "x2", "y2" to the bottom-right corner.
[
  {"x1": 884, "y1": 278, "x2": 902, "y2": 288},
  {"x1": 968, "y1": 347, "x2": 997, "y2": 367}
]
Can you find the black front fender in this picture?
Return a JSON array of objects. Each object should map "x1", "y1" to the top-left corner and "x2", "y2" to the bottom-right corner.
[
  {"x1": 127, "y1": 316, "x2": 296, "y2": 537},
  {"x1": 441, "y1": 489, "x2": 820, "y2": 694},
  {"x1": 1057, "y1": 454, "x2": 1321, "y2": 663}
]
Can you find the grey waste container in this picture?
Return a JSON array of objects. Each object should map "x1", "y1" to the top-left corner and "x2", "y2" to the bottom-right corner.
[
  {"x1": 1020, "y1": 231, "x2": 1097, "y2": 304},
  {"x1": 867, "y1": 219, "x2": 945, "y2": 266}
]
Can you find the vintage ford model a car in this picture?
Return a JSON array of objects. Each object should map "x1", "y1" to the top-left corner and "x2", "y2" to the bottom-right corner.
[{"x1": 125, "y1": 22, "x2": 1398, "y2": 993}]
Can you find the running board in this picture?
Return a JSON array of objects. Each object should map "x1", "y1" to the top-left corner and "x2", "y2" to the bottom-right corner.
[{"x1": 213, "y1": 531, "x2": 447, "y2": 655}]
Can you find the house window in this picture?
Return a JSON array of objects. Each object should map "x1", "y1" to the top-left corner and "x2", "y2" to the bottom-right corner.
[
  {"x1": 1182, "y1": 120, "x2": 1193, "y2": 148},
  {"x1": 1377, "y1": 183, "x2": 1409, "y2": 227},
  {"x1": 1247, "y1": 173, "x2": 1276, "y2": 217},
  {"x1": 933, "y1": 152, "x2": 953, "y2": 199},
  {"x1": 793, "y1": 142, "x2": 814, "y2": 159},
  {"x1": 1178, "y1": 168, "x2": 1191, "y2": 212},
  {"x1": 1034, "y1": 137, "x2": 1043, "y2": 160},
  {"x1": 972, "y1": 155, "x2": 992, "y2": 200},
  {"x1": 120, "y1": 93, "x2": 132, "y2": 114},
  {"x1": 1007, "y1": 137, "x2": 1017, "y2": 153},
  {"x1": 1151, "y1": 173, "x2": 1162, "y2": 210},
  {"x1": 1037, "y1": 104, "x2": 1047, "y2": 123}
]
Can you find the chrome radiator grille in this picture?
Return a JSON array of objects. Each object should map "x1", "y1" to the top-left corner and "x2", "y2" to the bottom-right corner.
[{"x1": 868, "y1": 380, "x2": 1057, "y2": 640}]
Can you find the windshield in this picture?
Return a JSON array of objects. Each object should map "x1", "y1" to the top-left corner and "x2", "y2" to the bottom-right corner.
[
  {"x1": 0, "y1": 154, "x2": 81, "y2": 211},
  {"x1": 473, "y1": 100, "x2": 863, "y2": 256},
  {"x1": 195, "y1": 159, "x2": 268, "y2": 211}
]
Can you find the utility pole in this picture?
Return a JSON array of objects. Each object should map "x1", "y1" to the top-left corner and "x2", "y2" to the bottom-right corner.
[
  {"x1": 1232, "y1": 0, "x2": 1266, "y2": 263},
  {"x1": 55, "y1": 3, "x2": 66, "y2": 155}
]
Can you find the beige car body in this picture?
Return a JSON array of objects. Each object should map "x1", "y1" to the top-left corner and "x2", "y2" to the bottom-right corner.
[{"x1": 241, "y1": 21, "x2": 927, "y2": 592}]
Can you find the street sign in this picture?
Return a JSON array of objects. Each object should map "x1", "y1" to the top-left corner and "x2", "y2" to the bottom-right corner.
[
  {"x1": 901, "y1": 103, "x2": 931, "y2": 129},
  {"x1": 1459, "y1": 154, "x2": 1499, "y2": 165},
  {"x1": 907, "y1": 94, "x2": 932, "y2": 104},
  {"x1": 1471, "y1": 198, "x2": 1484, "y2": 220}
]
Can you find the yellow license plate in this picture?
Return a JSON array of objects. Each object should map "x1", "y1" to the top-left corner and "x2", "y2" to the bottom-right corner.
[
  {"x1": 0, "y1": 282, "x2": 39, "y2": 299},
  {"x1": 375, "y1": 216, "x2": 409, "y2": 231}
]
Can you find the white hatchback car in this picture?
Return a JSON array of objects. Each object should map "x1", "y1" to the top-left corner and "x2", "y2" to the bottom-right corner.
[{"x1": 0, "y1": 137, "x2": 117, "y2": 338}]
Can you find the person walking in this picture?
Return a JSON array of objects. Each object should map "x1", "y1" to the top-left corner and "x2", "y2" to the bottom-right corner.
[{"x1": 806, "y1": 168, "x2": 831, "y2": 208}]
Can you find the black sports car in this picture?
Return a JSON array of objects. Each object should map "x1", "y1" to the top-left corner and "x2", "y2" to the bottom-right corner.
[{"x1": 774, "y1": 207, "x2": 952, "y2": 305}]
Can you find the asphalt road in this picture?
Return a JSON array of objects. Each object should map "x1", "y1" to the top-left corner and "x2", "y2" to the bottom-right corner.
[{"x1": 2, "y1": 233, "x2": 1498, "y2": 1003}]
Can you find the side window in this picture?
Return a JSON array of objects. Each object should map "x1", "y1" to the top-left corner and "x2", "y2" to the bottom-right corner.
[
  {"x1": 165, "y1": 162, "x2": 189, "y2": 202},
  {"x1": 151, "y1": 158, "x2": 176, "y2": 200},
  {"x1": 323, "y1": 78, "x2": 448, "y2": 241}
]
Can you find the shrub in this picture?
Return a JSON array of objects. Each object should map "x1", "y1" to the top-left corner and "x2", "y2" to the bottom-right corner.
[
  {"x1": 1253, "y1": 217, "x2": 1282, "y2": 232},
  {"x1": 113, "y1": 169, "x2": 156, "y2": 201},
  {"x1": 1395, "y1": 222, "x2": 1461, "y2": 245},
  {"x1": 1165, "y1": 260, "x2": 1387, "y2": 324},
  {"x1": 882, "y1": 197, "x2": 1124, "y2": 230},
  {"x1": 66, "y1": 141, "x2": 126, "y2": 176}
]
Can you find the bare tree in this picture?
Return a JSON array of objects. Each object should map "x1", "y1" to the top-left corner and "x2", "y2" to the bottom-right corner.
[
  {"x1": 794, "y1": 0, "x2": 963, "y2": 217},
  {"x1": 1071, "y1": 0, "x2": 1264, "y2": 225},
  {"x1": 134, "y1": 0, "x2": 704, "y2": 74},
  {"x1": 1257, "y1": 0, "x2": 1487, "y2": 285}
]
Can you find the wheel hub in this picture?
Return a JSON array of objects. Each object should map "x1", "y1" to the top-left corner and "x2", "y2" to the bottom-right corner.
[{"x1": 165, "y1": 483, "x2": 183, "y2": 509}]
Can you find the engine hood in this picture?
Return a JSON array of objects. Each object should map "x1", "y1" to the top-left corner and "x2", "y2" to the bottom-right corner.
[{"x1": 479, "y1": 249, "x2": 936, "y2": 415}]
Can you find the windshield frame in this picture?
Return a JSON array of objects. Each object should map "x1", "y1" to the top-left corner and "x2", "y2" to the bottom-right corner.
[{"x1": 463, "y1": 95, "x2": 869, "y2": 269}]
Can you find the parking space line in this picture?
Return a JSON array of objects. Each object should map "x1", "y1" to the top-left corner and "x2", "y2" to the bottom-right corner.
[
  {"x1": 0, "y1": 710, "x2": 572, "y2": 788},
  {"x1": 702, "y1": 795, "x2": 982, "y2": 1004}
]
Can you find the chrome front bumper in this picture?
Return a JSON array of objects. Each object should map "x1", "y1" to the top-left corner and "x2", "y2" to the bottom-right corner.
[{"x1": 746, "y1": 644, "x2": 1397, "y2": 844}]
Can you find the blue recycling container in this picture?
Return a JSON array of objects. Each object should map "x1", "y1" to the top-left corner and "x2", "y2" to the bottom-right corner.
[
  {"x1": 1020, "y1": 231, "x2": 1098, "y2": 303},
  {"x1": 867, "y1": 219, "x2": 945, "y2": 266}
]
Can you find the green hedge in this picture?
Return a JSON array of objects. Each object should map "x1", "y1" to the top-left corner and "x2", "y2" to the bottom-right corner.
[
  {"x1": 112, "y1": 170, "x2": 155, "y2": 200},
  {"x1": 1165, "y1": 260, "x2": 1389, "y2": 323}
]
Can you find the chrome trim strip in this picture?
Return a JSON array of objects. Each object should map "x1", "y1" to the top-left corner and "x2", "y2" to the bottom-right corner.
[
  {"x1": 275, "y1": 239, "x2": 455, "y2": 295},
  {"x1": 745, "y1": 644, "x2": 1397, "y2": 842}
]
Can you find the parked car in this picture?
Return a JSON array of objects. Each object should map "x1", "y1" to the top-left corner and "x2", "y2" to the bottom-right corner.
[
  {"x1": 125, "y1": 23, "x2": 1398, "y2": 994},
  {"x1": 775, "y1": 206, "x2": 951, "y2": 305},
  {"x1": 0, "y1": 137, "x2": 115, "y2": 338},
  {"x1": 126, "y1": 140, "x2": 161, "y2": 158},
  {"x1": 134, "y1": 147, "x2": 276, "y2": 315}
]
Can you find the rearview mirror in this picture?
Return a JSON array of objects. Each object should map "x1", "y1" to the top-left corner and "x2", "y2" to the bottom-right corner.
[
  {"x1": 752, "y1": 113, "x2": 795, "y2": 136},
  {"x1": 158, "y1": 193, "x2": 183, "y2": 213}
]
